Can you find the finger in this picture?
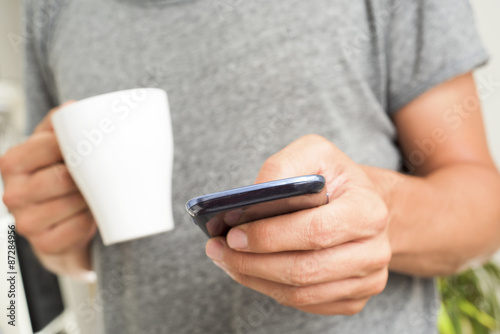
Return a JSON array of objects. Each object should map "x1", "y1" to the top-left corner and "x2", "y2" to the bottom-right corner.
[
  {"x1": 215, "y1": 264, "x2": 386, "y2": 311},
  {"x1": 33, "y1": 101, "x2": 76, "y2": 133},
  {"x1": 30, "y1": 210, "x2": 96, "y2": 255},
  {"x1": 0, "y1": 132, "x2": 62, "y2": 175},
  {"x1": 294, "y1": 299, "x2": 369, "y2": 316},
  {"x1": 226, "y1": 188, "x2": 388, "y2": 253},
  {"x1": 26, "y1": 163, "x2": 78, "y2": 202},
  {"x1": 14, "y1": 193, "x2": 88, "y2": 236},
  {"x1": 208, "y1": 236, "x2": 390, "y2": 285},
  {"x1": 254, "y1": 134, "x2": 367, "y2": 188},
  {"x1": 3, "y1": 164, "x2": 77, "y2": 208},
  {"x1": 254, "y1": 135, "x2": 340, "y2": 183}
]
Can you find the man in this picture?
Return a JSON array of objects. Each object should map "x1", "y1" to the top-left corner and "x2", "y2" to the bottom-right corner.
[{"x1": 1, "y1": 0, "x2": 499, "y2": 333}]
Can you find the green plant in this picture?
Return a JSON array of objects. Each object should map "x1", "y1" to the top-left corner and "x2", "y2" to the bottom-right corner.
[{"x1": 439, "y1": 262, "x2": 500, "y2": 334}]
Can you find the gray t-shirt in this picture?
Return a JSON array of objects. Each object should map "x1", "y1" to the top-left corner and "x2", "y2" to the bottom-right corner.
[{"x1": 23, "y1": 0, "x2": 487, "y2": 333}]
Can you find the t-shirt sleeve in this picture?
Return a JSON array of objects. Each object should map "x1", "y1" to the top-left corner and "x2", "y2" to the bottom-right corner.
[
  {"x1": 23, "y1": 0, "x2": 57, "y2": 134},
  {"x1": 387, "y1": 0, "x2": 488, "y2": 115}
]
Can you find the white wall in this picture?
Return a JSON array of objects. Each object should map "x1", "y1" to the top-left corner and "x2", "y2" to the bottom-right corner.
[
  {"x1": 0, "y1": 1, "x2": 21, "y2": 81},
  {"x1": 0, "y1": 0, "x2": 24, "y2": 135},
  {"x1": 471, "y1": 0, "x2": 500, "y2": 167}
]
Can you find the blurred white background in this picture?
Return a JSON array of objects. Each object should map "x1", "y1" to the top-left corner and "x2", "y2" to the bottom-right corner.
[
  {"x1": 472, "y1": 0, "x2": 500, "y2": 167},
  {"x1": 0, "y1": 0, "x2": 23, "y2": 136}
]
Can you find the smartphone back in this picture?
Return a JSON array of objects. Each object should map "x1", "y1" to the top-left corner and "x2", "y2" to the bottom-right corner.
[{"x1": 186, "y1": 175, "x2": 328, "y2": 238}]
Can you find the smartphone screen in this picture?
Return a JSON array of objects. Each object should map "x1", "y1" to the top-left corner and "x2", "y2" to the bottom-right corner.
[{"x1": 185, "y1": 175, "x2": 328, "y2": 238}]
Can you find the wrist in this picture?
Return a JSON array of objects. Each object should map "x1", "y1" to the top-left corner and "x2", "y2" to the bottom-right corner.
[
  {"x1": 35, "y1": 245, "x2": 95, "y2": 283},
  {"x1": 359, "y1": 165, "x2": 401, "y2": 219},
  {"x1": 359, "y1": 165, "x2": 409, "y2": 257}
]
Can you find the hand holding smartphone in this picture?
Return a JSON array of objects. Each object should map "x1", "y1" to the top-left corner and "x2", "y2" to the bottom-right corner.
[{"x1": 185, "y1": 175, "x2": 329, "y2": 238}]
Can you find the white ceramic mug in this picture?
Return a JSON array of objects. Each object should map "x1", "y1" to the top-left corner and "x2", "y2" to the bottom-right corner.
[{"x1": 52, "y1": 88, "x2": 174, "y2": 245}]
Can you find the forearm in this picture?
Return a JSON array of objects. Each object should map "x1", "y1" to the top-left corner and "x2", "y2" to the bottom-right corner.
[
  {"x1": 35, "y1": 245, "x2": 95, "y2": 282},
  {"x1": 363, "y1": 163, "x2": 500, "y2": 277}
]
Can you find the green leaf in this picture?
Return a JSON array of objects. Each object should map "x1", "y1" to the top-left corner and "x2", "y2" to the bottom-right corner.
[
  {"x1": 438, "y1": 303, "x2": 457, "y2": 334},
  {"x1": 439, "y1": 261, "x2": 500, "y2": 334},
  {"x1": 458, "y1": 289, "x2": 498, "y2": 329}
]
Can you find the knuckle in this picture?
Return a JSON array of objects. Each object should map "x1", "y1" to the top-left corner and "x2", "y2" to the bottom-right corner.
[
  {"x1": 369, "y1": 244, "x2": 392, "y2": 271},
  {"x1": 379, "y1": 244, "x2": 392, "y2": 267},
  {"x1": 68, "y1": 213, "x2": 88, "y2": 234},
  {"x1": 69, "y1": 212, "x2": 93, "y2": 236},
  {"x1": 288, "y1": 255, "x2": 316, "y2": 286},
  {"x1": 81, "y1": 210, "x2": 96, "y2": 227},
  {"x1": 372, "y1": 271, "x2": 389, "y2": 295},
  {"x1": 372, "y1": 201, "x2": 389, "y2": 233},
  {"x1": 261, "y1": 153, "x2": 295, "y2": 179},
  {"x1": 285, "y1": 287, "x2": 315, "y2": 306},
  {"x1": 67, "y1": 193, "x2": 86, "y2": 208},
  {"x1": 307, "y1": 211, "x2": 335, "y2": 249},
  {"x1": 229, "y1": 254, "x2": 248, "y2": 275},
  {"x1": 249, "y1": 222, "x2": 275, "y2": 251},
  {"x1": 15, "y1": 214, "x2": 36, "y2": 236},
  {"x1": 2, "y1": 189, "x2": 22, "y2": 208},
  {"x1": 52, "y1": 164, "x2": 73, "y2": 186},
  {"x1": 362, "y1": 194, "x2": 388, "y2": 235},
  {"x1": 342, "y1": 299, "x2": 367, "y2": 316},
  {"x1": 365, "y1": 242, "x2": 391, "y2": 275},
  {"x1": 80, "y1": 211, "x2": 94, "y2": 231}
]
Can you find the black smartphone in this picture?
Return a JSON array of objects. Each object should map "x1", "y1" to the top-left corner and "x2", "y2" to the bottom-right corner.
[{"x1": 185, "y1": 175, "x2": 329, "y2": 238}]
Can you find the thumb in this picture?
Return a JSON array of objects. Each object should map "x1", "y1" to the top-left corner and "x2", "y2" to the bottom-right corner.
[
  {"x1": 33, "y1": 100, "x2": 76, "y2": 133},
  {"x1": 254, "y1": 134, "x2": 353, "y2": 185}
]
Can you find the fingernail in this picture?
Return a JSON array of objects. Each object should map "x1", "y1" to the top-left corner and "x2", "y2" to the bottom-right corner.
[
  {"x1": 206, "y1": 239, "x2": 224, "y2": 261},
  {"x1": 227, "y1": 228, "x2": 248, "y2": 250}
]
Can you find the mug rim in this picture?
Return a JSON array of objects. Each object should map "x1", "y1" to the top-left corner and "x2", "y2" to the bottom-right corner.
[{"x1": 52, "y1": 87, "x2": 166, "y2": 119}]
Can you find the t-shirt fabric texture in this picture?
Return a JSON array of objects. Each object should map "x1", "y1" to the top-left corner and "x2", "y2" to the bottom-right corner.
[{"x1": 23, "y1": 0, "x2": 488, "y2": 333}]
